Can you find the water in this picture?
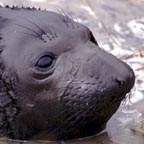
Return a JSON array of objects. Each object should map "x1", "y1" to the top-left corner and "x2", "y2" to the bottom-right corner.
[{"x1": 0, "y1": 0, "x2": 144, "y2": 143}]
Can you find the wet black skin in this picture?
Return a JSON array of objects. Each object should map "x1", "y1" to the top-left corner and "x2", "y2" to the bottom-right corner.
[{"x1": 0, "y1": 6, "x2": 135, "y2": 140}]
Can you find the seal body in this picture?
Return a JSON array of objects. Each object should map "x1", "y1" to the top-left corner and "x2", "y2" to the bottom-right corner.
[{"x1": 0, "y1": 7, "x2": 135, "y2": 140}]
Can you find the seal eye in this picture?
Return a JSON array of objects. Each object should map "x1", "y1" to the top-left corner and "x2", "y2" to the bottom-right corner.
[{"x1": 35, "y1": 54, "x2": 55, "y2": 69}]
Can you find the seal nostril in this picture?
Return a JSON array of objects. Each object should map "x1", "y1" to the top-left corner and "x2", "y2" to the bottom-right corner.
[{"x1": 115, "y1": 78, "x2": 125, "y2": 89}]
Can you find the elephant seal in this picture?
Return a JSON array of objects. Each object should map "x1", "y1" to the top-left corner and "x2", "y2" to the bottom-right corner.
[{"x1": 0, "y1": 6, "x2": 135, "y2": 140}]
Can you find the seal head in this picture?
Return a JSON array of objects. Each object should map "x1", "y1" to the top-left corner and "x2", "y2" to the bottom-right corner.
[{"x1": 0, "y1": 7, "x2": 135, "y2": 140}]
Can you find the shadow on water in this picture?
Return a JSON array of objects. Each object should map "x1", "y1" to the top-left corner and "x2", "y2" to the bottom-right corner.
[{"x1": 0, "y1": 0, "x2": 144, "y2": 143}]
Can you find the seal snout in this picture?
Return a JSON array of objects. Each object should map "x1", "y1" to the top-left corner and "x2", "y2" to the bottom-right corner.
[
  {"x1": 115, "y1": 66, "x2": 135, "y2": 94},
  {"x1": 96, "y1": 48, "x2": 135, "y2": 95}
]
